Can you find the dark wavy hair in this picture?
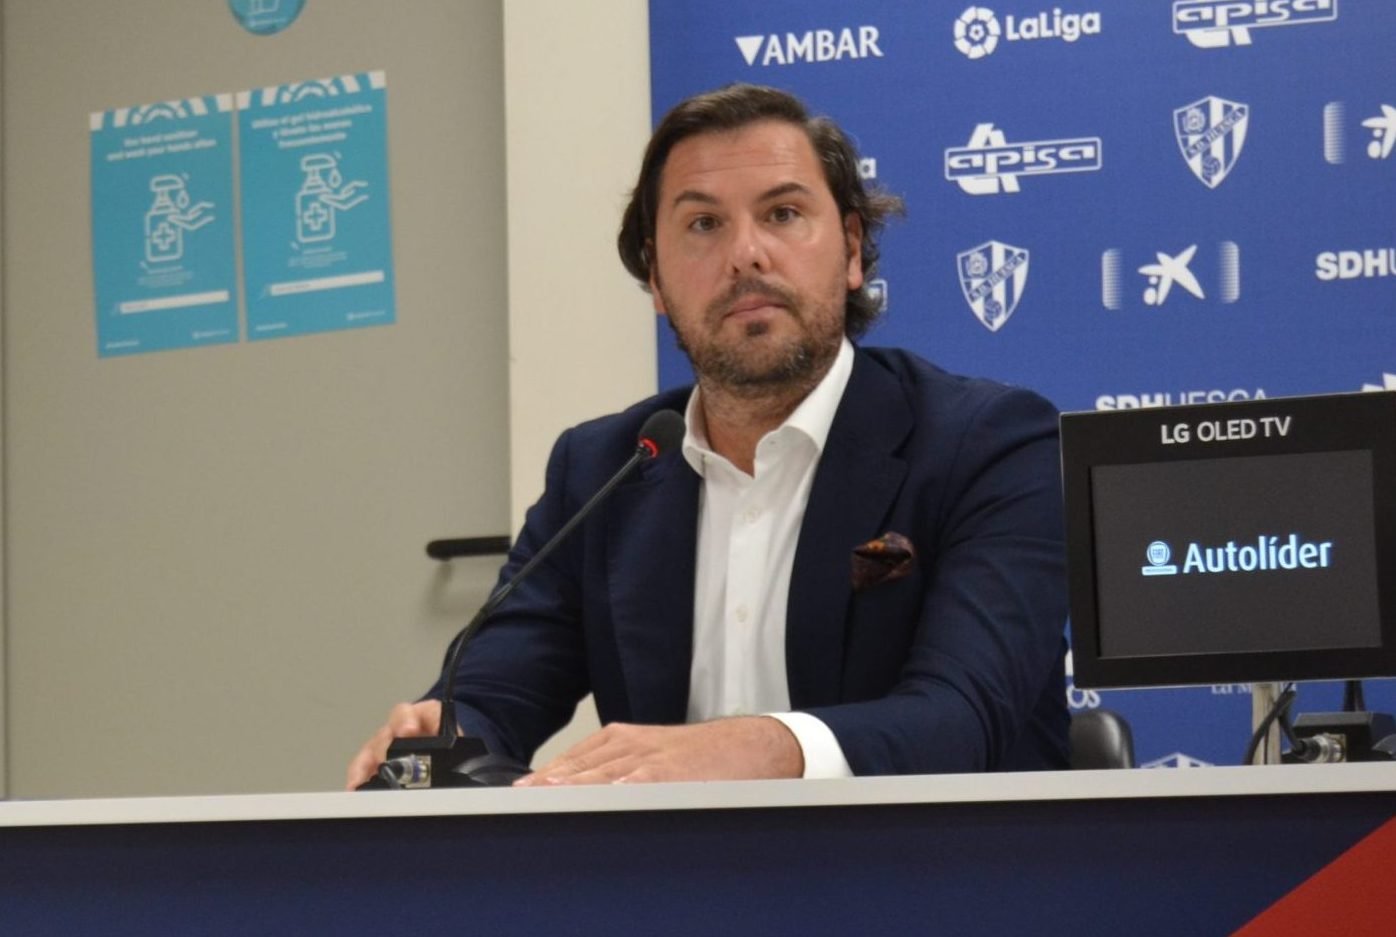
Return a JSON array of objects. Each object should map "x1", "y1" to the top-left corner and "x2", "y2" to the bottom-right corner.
[{"x1": 617, "y1": 84, "x2": 904, "y2": 339}]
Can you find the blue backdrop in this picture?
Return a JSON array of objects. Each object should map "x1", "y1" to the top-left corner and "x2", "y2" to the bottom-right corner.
[{"x1": 648, "y1": 0, "x2": 1395, "y2": 768}]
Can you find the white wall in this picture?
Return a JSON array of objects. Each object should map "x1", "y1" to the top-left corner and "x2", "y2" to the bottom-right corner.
[{"x1": 503, "y1": 1, "x2": 656, "y2": 764}]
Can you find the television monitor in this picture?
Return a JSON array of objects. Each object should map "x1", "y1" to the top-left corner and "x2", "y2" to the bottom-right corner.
[{"x1": 1061, "y1": 391, "x2": 1396, "y2": 689}]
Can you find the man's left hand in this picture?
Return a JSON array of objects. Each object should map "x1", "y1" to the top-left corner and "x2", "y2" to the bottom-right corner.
[{"x1": 513, "y1": 716, "x2": 803, "y2": 786}]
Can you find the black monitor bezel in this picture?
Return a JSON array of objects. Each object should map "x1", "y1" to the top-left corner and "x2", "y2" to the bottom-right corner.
[{"x1": 1062, "y1": 391, "x2": 1396, "y2": 690}]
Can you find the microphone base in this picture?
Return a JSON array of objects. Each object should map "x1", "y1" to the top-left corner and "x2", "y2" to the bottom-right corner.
[{"x1": 357, "y1": 735, "x2": 530, "y2": 790}]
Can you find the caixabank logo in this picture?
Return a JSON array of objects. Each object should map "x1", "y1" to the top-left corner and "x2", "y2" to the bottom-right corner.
[
  {"x1": 734, "y1": 25, "x2": 884, "y2": 67},
  {"x1": 1173, "y1": 0, "x2": 1337, "y2": 49},
  {"x1": 1101, "y1": 242, "x2": 1241, "y2": 310},
  {"x1": 1322, "y1": 101, "x2": 1396, "y2": 164},
  {"x1": 952, "y1": 5, "x2": 1102, "y2": 60}
]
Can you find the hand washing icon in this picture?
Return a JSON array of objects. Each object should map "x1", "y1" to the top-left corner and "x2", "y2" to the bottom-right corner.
[
  {"x1": 295, "y1": 153, "x2": 368, "y2": 245},
  {"x1": 144, "y1": 174, "x2": 214, "y2": 264}
]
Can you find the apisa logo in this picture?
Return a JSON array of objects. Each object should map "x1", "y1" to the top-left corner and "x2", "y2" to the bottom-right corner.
[
  {"x1": 1142, "y1": 752, "x2": 1212, "y2": 769},
  {"x1": 1322, "y1": 101, "x2": 1396, "y2": 165},
  {"x1": 953, "y1": 5, "x2": 1102, "y2": 60},
  {"x1": 1362, "y1": 373, "x2": 1396, "y2": 392},
  {"x1": 1174, "y1": 96, "x2": 1249, "y2": 188},
  {"x1": 1101, "y1": 242, "x2": 1241, "y2": 310},
  {"x1": 1173, "y1": 0, "x2": 1337, "y2": 50},
  {"x1": 944, "y1": 123, "x2": 1102, "y2": 195},
  {"x1": 957, "y1": 240, "x2": 1029, "y2": 332},
  {"x1": 734, "y1": 26, "x2": 883, "y2": 67}
]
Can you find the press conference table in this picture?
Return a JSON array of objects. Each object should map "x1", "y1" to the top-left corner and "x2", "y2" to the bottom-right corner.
[{"x1": 3, "y1": 764, "x2": 1393, "y2": 935}]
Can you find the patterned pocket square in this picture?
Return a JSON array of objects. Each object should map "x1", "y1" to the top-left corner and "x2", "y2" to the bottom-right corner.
[{"x1": 851, "y1": 531, "x2": 917, "y2": 592}]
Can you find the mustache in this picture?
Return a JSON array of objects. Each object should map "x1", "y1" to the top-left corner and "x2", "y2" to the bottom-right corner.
[{"x1": 708, "y1": 278, "x2": 799, "y2": 318}]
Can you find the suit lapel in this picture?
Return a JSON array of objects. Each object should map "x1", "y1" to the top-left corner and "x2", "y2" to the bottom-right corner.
[
  {"x1": 606, "y1": 453, "x2": 700, "y2": 724},
  {"x1": 786, "y1": 351, "x2": 911, "y2": 709}
]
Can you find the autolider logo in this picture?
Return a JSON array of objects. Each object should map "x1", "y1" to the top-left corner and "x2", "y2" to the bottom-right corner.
[{"x1": 1141, "y1": 535, "x2": 1334, "y2": 577}]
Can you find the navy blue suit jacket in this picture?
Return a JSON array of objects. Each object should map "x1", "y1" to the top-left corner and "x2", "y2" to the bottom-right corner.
[{"x1": 446, "y1": 346, "x2": 1070, "y2": 775}]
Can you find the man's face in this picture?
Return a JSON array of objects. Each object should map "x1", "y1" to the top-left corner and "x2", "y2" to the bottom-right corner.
[{"x1": 648, "y1": 120, "x2": 863, "y2": 393}]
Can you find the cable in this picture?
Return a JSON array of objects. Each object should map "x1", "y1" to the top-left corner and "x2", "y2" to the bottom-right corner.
[
  {"x1": 1242, "y1": 684, "x2": 1297, "y2": 766},
  {"x1": 377, "y1": 762, "x2": 404, "y2": 790}
]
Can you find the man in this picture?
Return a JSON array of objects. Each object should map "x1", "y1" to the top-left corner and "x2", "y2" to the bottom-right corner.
[{"x1": 347, "y1": 84, "x2": 1068, "y2": 788}]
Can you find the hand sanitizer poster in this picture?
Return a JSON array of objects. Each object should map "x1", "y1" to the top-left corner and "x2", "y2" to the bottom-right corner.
[
  {"x1": 90, "y1": 96, "x2": 239, "y2": 357},
  {"x1": 237, "y1": 71, "x2": 396, "y2": 340}
]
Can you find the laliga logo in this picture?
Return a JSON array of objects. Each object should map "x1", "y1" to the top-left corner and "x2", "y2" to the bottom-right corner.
[
  {"x1": 1174, "y1": 96, "x2": 1249, "y2": 189},
  {"x1": 954, "y1": 7, "x2": 1001, "y2": 58},
  {"x1": 1173, "y1": 0, "x2": 1337, "y2": 50},
  {"x1": 953, "y1": 5, "x2": 1102, "y2": 59},
  {"x1": 958, "y1": 241, "x2": 1029, "y2": 332}
]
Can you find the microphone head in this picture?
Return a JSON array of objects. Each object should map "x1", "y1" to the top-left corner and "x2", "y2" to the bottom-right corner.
[{"x1": 637, "y1": 409, "x2": 685, "y2": 459}]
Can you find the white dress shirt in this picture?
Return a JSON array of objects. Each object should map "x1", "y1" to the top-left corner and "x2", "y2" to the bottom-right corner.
[{"x1": 681, "y1": 337, "x2": 855, "y2": 779}]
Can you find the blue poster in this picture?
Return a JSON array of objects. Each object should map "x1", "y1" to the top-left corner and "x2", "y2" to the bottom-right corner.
[
  {"x1": 238, "y1": 71, "x2": 395, "y2": 341},
  {"x1": 647, "y1": 0, "x2": 1396, "y2": 768},
  {"x1": 228, "y1": 0, "x2": 307, "y2": 36},
  {"x1": 90, "y1": 95, "x2": 239, "y2": 357}
]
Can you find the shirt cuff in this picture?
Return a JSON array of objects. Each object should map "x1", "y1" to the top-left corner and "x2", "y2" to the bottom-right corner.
[{"x1": 767, "y1": 712, "x2": 854, "y2": 779}]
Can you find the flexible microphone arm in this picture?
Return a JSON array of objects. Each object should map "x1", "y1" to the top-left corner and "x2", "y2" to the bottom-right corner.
[{"x1": 367, "y1": 409, "x2": 685, "y2": 789}]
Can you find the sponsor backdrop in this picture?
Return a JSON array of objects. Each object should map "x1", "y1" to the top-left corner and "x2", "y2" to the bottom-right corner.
[{"x1": 648, "y1": 0, "x2": 1396, "y2": 768}]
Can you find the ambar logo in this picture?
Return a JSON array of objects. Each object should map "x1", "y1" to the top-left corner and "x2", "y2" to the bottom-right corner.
[{"x1": 735, "y1": 26, "x2": 883, "y2": 67}]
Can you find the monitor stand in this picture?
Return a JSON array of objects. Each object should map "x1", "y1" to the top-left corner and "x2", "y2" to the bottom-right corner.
[{"x1": 1251, "y1": 682, "x2": 1284, "y2": 764}]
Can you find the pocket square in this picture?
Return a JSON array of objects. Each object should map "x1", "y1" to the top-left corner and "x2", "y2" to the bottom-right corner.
[{"x1": 851, "y1": 531, "x2": 917, "y2": 591}]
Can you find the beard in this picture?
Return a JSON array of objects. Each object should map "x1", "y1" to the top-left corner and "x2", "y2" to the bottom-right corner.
[{"x1": 660, "y1": 275, "x2": 845, "y2": 396}]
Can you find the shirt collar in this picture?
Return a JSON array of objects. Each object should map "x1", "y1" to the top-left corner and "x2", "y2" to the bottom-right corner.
[{"x1": 681, "y1": 337, "x2": 855, "y2": 477}]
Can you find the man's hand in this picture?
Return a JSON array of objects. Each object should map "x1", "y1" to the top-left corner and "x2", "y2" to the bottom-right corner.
[
  {"x1": 514, "y1": 716, "x2": 803, "y2": 786},
  {"x1": 345, "y1": 700, "x2": 443, "y2": 790}
]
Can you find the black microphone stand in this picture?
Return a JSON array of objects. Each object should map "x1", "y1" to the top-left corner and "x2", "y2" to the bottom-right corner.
[{"x1": 360, "y1": 410, "x2": 684, "y2": 790}]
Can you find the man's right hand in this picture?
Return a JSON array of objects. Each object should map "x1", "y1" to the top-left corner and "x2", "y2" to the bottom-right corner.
[{"x1": 345, "y1": 699, "x2": 443, "y2": 790}]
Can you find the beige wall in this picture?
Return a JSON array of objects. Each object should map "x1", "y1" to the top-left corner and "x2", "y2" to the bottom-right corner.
[
  {"x1": 504, "y1": 2, "x2": 657, "y2": 529},
  {"x1": 0, "y1": 0, "x2": 654, "y2": 797},
  {"x1": 503, "y1": 1, "x2": 656, "y2": 764}
]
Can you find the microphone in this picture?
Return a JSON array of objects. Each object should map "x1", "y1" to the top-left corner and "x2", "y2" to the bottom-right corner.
[{"x1": 361, "y1": 408, "x2": 686, "y2": 789}]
